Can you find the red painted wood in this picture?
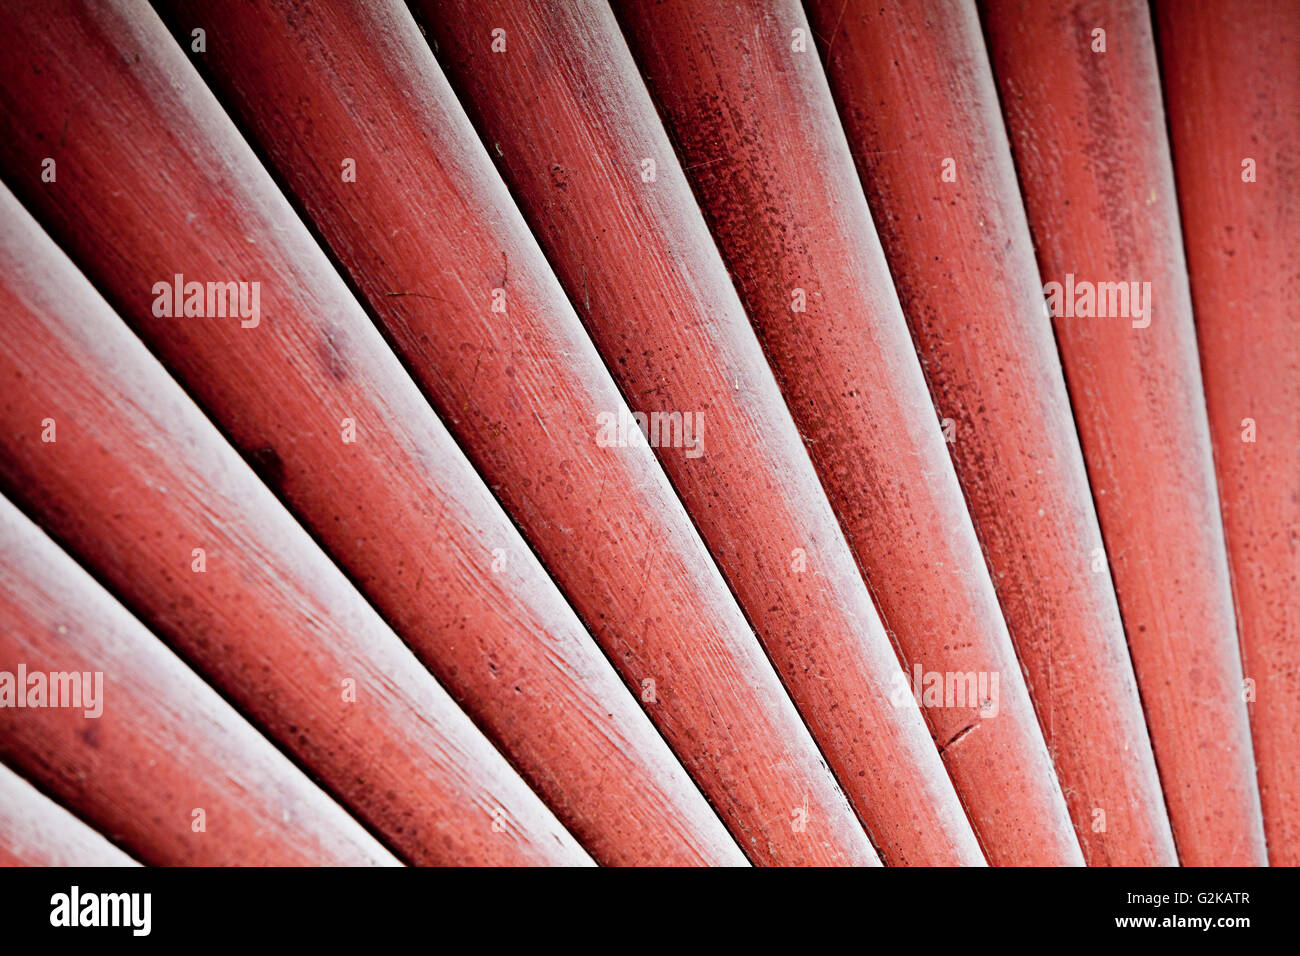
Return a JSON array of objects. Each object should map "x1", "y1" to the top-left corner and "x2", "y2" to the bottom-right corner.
[
  {"x1": 805, "y1": 0, "x2": 1175, "y2": 865},
  {"x1": 89, "y1": 6, "x2": 740, "y2": 872},
  {"x1": 0, "y1": 497, "x2": 397, "y2": 867},
  {"x1": 1155, "y1": 0, "x2": 1300, "y2": 865},
  {"x1": 0, "y1": 184, "x2": 588, "y2": 867},
  {"x1": 415, "y1": 0, "x2": 983, "y2": 866},
  {"x1": 0, "y1": 763, "x2": 138, "y2": 867},
  {"x1": 2, "y1": 0, "x2": 869, "y2": 865},
  {"x1": 981, "y1": 0, "x2": 1267, "y2": 865},
  {"x1": 616, "y1": 0, "x2": 1081, "y2": 865}
]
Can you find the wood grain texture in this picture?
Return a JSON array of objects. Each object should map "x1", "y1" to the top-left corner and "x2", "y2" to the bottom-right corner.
[
  {"x1": 0, "y1": 183, "x2": 588, "y2": 867},
  {"x1": 982, "y1": 0, "x2": 1267, "y2": 865},
  {"x1": 416, "y1": 0, "x2": 983, "y2": 866},
  {"x1": 0, "y1": 763, "x2": 139, "y2": 867},
  {"x1": 807, "y1": 0, "x2": 1175, "y2": 865},
  {"x1": 617, "y1": 0, "x2": 1081, "y2": 865},
  {"x1": 0, "y1": 498, "x2": 397, "y2": 867},
  {"x1": 16, "y1": 0, "x2": 738, "y2": 869},
  {"x1": 1155, "y1": 0, "x2": 1300, "y2": 864},
  {"x1": 132, "y1": 0, "x2": 869, "y2": 865}
]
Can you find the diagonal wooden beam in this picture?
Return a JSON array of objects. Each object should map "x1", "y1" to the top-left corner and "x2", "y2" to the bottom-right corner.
[
  {"x1": 0, "y1": 762, "x2": 139, "y2": 867},
  {"x1": 0, "y1": 183, "x2": 589, "y2": 866},
  {"x1": 981, "y1": 0, "x2": 1267, "y2": 865},
  {"x1": 412, "y1": 0, "x2": 984, "y2": 866},
  {"x1": 805, "y1": 0, "x2": 1176, "y2": 865},
  {"x1": 2, "y1": 0, "x2": 864, "y2": 864},
  {"x1": 1155, "y1": 0, "x2": 1300, "y2": 865},
  {"x1": 615, "y1": 0, "x2": 1082, "y2": 864},
  {"x1": 0, "y1": 498, "x2": 398, "y2": 866}
]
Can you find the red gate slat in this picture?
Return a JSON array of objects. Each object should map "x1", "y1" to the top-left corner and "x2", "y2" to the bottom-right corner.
[
  {"x1": 1155, "y1": 0, "x2": 1300, "y2": 864},
  {"x1": 615, "y1": 0, "x2": 1082, "y2": 864},
  {"x1": 0, "y1": 184, "x2": 588, "y2": 866},
  {"x1": 413, "y1": 0, "x2": 984, "y2": 866},
  {"x1": 981, "y1": 0, "x2": 1267, "y2": 865},
  {"x1": 806, "y1": 0, "x2": 1176, "y2": 865}
]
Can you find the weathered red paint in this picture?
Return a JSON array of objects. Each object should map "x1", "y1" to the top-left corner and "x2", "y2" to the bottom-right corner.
[
  {"x1": 90, "y1": 8, "x2": 740, "y2": 873},
  {"x1": 805, "y1": 0, "x2": 1175, "y2": 865},
  {"x1": 0, "y1": 763, "x2": 138, "y2": 867},
  {"x1": 616, "y1": 0, "x2": 1081, "y2": 864},
  {"x1": 0, "y1": 184, "x2": 589, "y2": 867},
  {"x1": 981, "y1": 0, "x2": 1267, "y2": 865},
  {"x1": 2, "y1": 0, "x2": 870, "y2": 864},
  {"x1": 1155, "y1": 0, "x2": 1300, "y2": 865},
  {"x1": 415, "y1": 0, "x2": 983, "y2": 866},
  {"x1": 0, "y1": 497, "x2": 398, "y2": 867}
]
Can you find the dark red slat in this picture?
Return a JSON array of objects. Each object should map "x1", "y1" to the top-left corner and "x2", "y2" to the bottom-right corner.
[
  {"x1": 6, "y1": 0, "x2": 869, "y2": 864},
  {"x1": 981, "y1": 0, "x2": 1267, "y2": 865},
  {"x1": 615, "y1": 0, "x2": 1082, "y2": 864},
  {"x1": 1155, "y1": 0, "x2": 1300, "y2": 864},
  {"x1": 0, "y1": 763, "x2": 138, "y2": 867},
  {"x1": 0, "y1": 495, "x2": 398, "y2": 866},
  {"x1": 0, "y1": 183, "x2": 588, "y2": 866},
  {"x1": 805, "y1": 0, "x2": 1176, "y2": 865},
  {"x1": 414, "y1": 0, "x2": 984, "y2": 866}
]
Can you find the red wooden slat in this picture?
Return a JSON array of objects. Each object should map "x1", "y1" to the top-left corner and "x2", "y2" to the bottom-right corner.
[
  {"x1": 138, "y1": 4, "x2": 741, "y2": 870},
  {"x1": 615, "y1": 0, "x2": 1082, "y2": 864},
  {"x1": 0, "y1": 497, "x2": 397, "y2": 867},
  {"x1": 414, "y1": 0, "x2": 983, "y2": 866},
  {"x1": 0, "y1": 0, "x2": 738, "y2": 868},
  {"x1": 981, "y1": 0, "x2": 1267, "y2": 865},
  {"x1": 2, "y1": 0, "x2": 868, "y2": 864},
  {"x1": 0, "y1": 763, "x2": 138, "y2": 867},
  {"x1": 805, "y1": 0, "x2": 1176, "y2": 865},
  {"x1": 0, "y1": 184, "x2": 588, "y2": 867},
  {"x1": 1155, "y1": 0, "x2": 1300, "y2": 864}
]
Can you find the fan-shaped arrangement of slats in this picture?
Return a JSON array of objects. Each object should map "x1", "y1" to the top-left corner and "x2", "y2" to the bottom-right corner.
[{"x1": 0, "y1": 0, "x2": 1294, "y2": 867}]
